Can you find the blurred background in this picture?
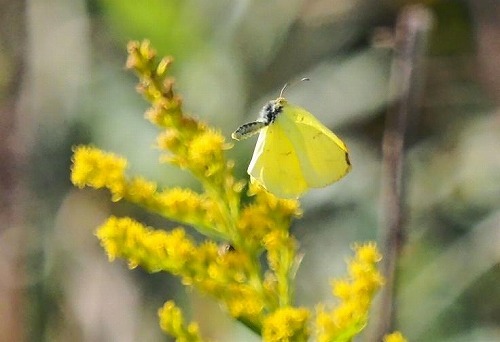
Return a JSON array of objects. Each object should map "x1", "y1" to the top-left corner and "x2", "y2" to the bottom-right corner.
[{"x1": 0, "y1": 0, "x2": 499, "y2": 341}]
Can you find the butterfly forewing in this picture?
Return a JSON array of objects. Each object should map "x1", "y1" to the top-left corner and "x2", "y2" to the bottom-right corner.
[{"x1": 248, "y1": 125, "x2": 308, "y2": 198}]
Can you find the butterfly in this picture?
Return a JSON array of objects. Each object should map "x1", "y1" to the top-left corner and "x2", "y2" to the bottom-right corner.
[{"x1": 232, "y1": 79, "x2": 351, "y2": 198}]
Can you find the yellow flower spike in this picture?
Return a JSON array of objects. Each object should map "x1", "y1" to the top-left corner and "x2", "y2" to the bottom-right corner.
[
  {"x1": 262, "y1": 307, "x2": 310, "y2": 342},
  {"x1": 97, "y1": 216, "x2": 263, "y2": 327},
  {"x1": 96, "y1": 216, "x2": 196, "y2": 273},
  {"x1": 70, "y1": 145, "x2": 226, "y2": 237},
  {"x1": 158, "y1": 300, "x2": 202, "y2": 342},
  {"x1": 383, "y1": 331, "x2": 408, "y2": 342},
  {"x1": 70, "y1": 146, "x2": 127, "y2": 201},
  {"x1": 315, "y1": 242, "x2": 384, "y2": 342},
  {"x1": 126, "y1": 42, "x2": 241, "y2": 233}
]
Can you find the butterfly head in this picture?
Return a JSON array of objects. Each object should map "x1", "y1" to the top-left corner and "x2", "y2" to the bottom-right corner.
[
  {"x1": 231, "y1": 78, "x2": 307, "y2": 141},
  {"x1": 260, "y1": 98, "x2": 286, "y2": 125},
  {"x1": 258, "y1": 77, "x2": 308, "y2": 124}
]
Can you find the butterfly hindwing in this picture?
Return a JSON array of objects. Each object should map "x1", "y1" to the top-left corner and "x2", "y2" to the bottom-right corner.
[{"x1": 274, "y1": 104, "x2": 350, "y2": 189}]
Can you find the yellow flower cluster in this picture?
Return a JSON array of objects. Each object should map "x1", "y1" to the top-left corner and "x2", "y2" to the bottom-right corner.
[
  {"x1": 70, "y1": 41, "x2": 306, "y2": 336},
  {"x1": 70, "y1": 40, "x2": 406, "y2": 342},
  {"x1": 237, "y1": 183, "x2": 301, "y2": 249},
  {"x1": 315, "y1": 243, "x2": 384, "y2": 342},
  {"x1": 95, "y1": 216, "x2": 265, "y2": 328},
  {"x1": 71, "y1": 146, "x2": 224, "y2": 238},
  {"x1": 158, "y1": 301, "x2": 202, "y2": 342},
  {"x1": 262, "y1": 307, "x2": 310, "y2": 342},
  {"x1": 96, "y1": 216, "x2": 195, "y2": 272},
  {"x1": 127, "y1": 40, "x2": 237, "y2": 196}
]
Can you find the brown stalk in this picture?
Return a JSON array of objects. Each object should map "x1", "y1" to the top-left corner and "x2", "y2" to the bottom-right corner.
[{"x1": 370, "y1": 5, "x2": 432, "y2": 341}]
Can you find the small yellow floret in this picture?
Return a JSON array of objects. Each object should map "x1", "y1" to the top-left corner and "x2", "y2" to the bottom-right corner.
[
  {"x1": 157, "y1": 188, "x2": 205, "y2": 215},
  {"x1": 262, "y1": 307, "x2": 310, "y2": 342},
  {"x1": 331, "y1": 279, "x2": 351, "y2": 300},
  {"x1": 188, "y1": 130, "x2": 226, "y2": 171},
  {"x1": 225, "y1": 285, "x2": 265, "y2": 321},
  {"x1": 158, "y1": 300, "x2": 202, "y2": 342},
  {"x1": 127, "y1": 177, "x2": 157, "y2": 203},
  {"x1": 354, "y1": 242, "x2": 382, "y2": 264},
  {"x1": 383, "y1": 331, "x2": 408, "y2": 342}
]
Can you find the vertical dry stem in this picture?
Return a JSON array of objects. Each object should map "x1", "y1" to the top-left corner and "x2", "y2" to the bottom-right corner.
[
  {"x1": 371, "y1": 5, "x2": 432, "y2": 341},
  {"x1": 0, "y1": 0, "x2": 27, "y2": 341}
]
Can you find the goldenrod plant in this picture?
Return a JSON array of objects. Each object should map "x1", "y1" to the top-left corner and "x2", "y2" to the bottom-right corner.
[{"x1": 70, "y1": 40, "x2": 406, "y2": 342}]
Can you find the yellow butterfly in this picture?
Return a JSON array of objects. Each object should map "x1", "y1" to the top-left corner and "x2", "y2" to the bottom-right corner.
[{"x1": 232, "y1": 79, "x2": 351, "y2": 198}]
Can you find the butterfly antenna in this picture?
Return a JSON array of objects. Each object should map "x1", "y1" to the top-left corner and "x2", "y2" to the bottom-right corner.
[{"x1": 279, "y1": 77, "x2": 310, "y2": 98}]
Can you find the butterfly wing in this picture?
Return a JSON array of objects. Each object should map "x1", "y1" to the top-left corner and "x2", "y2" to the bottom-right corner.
[
  {"x1": 246, "y1": 100, "x2": 350, "y2": 198},
  {"x1": 248, "y1": 124, "x2": 309, "y2": 198},
  {"x1": 276, "y1": 104, "x2": 351, "y2": 189}
]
